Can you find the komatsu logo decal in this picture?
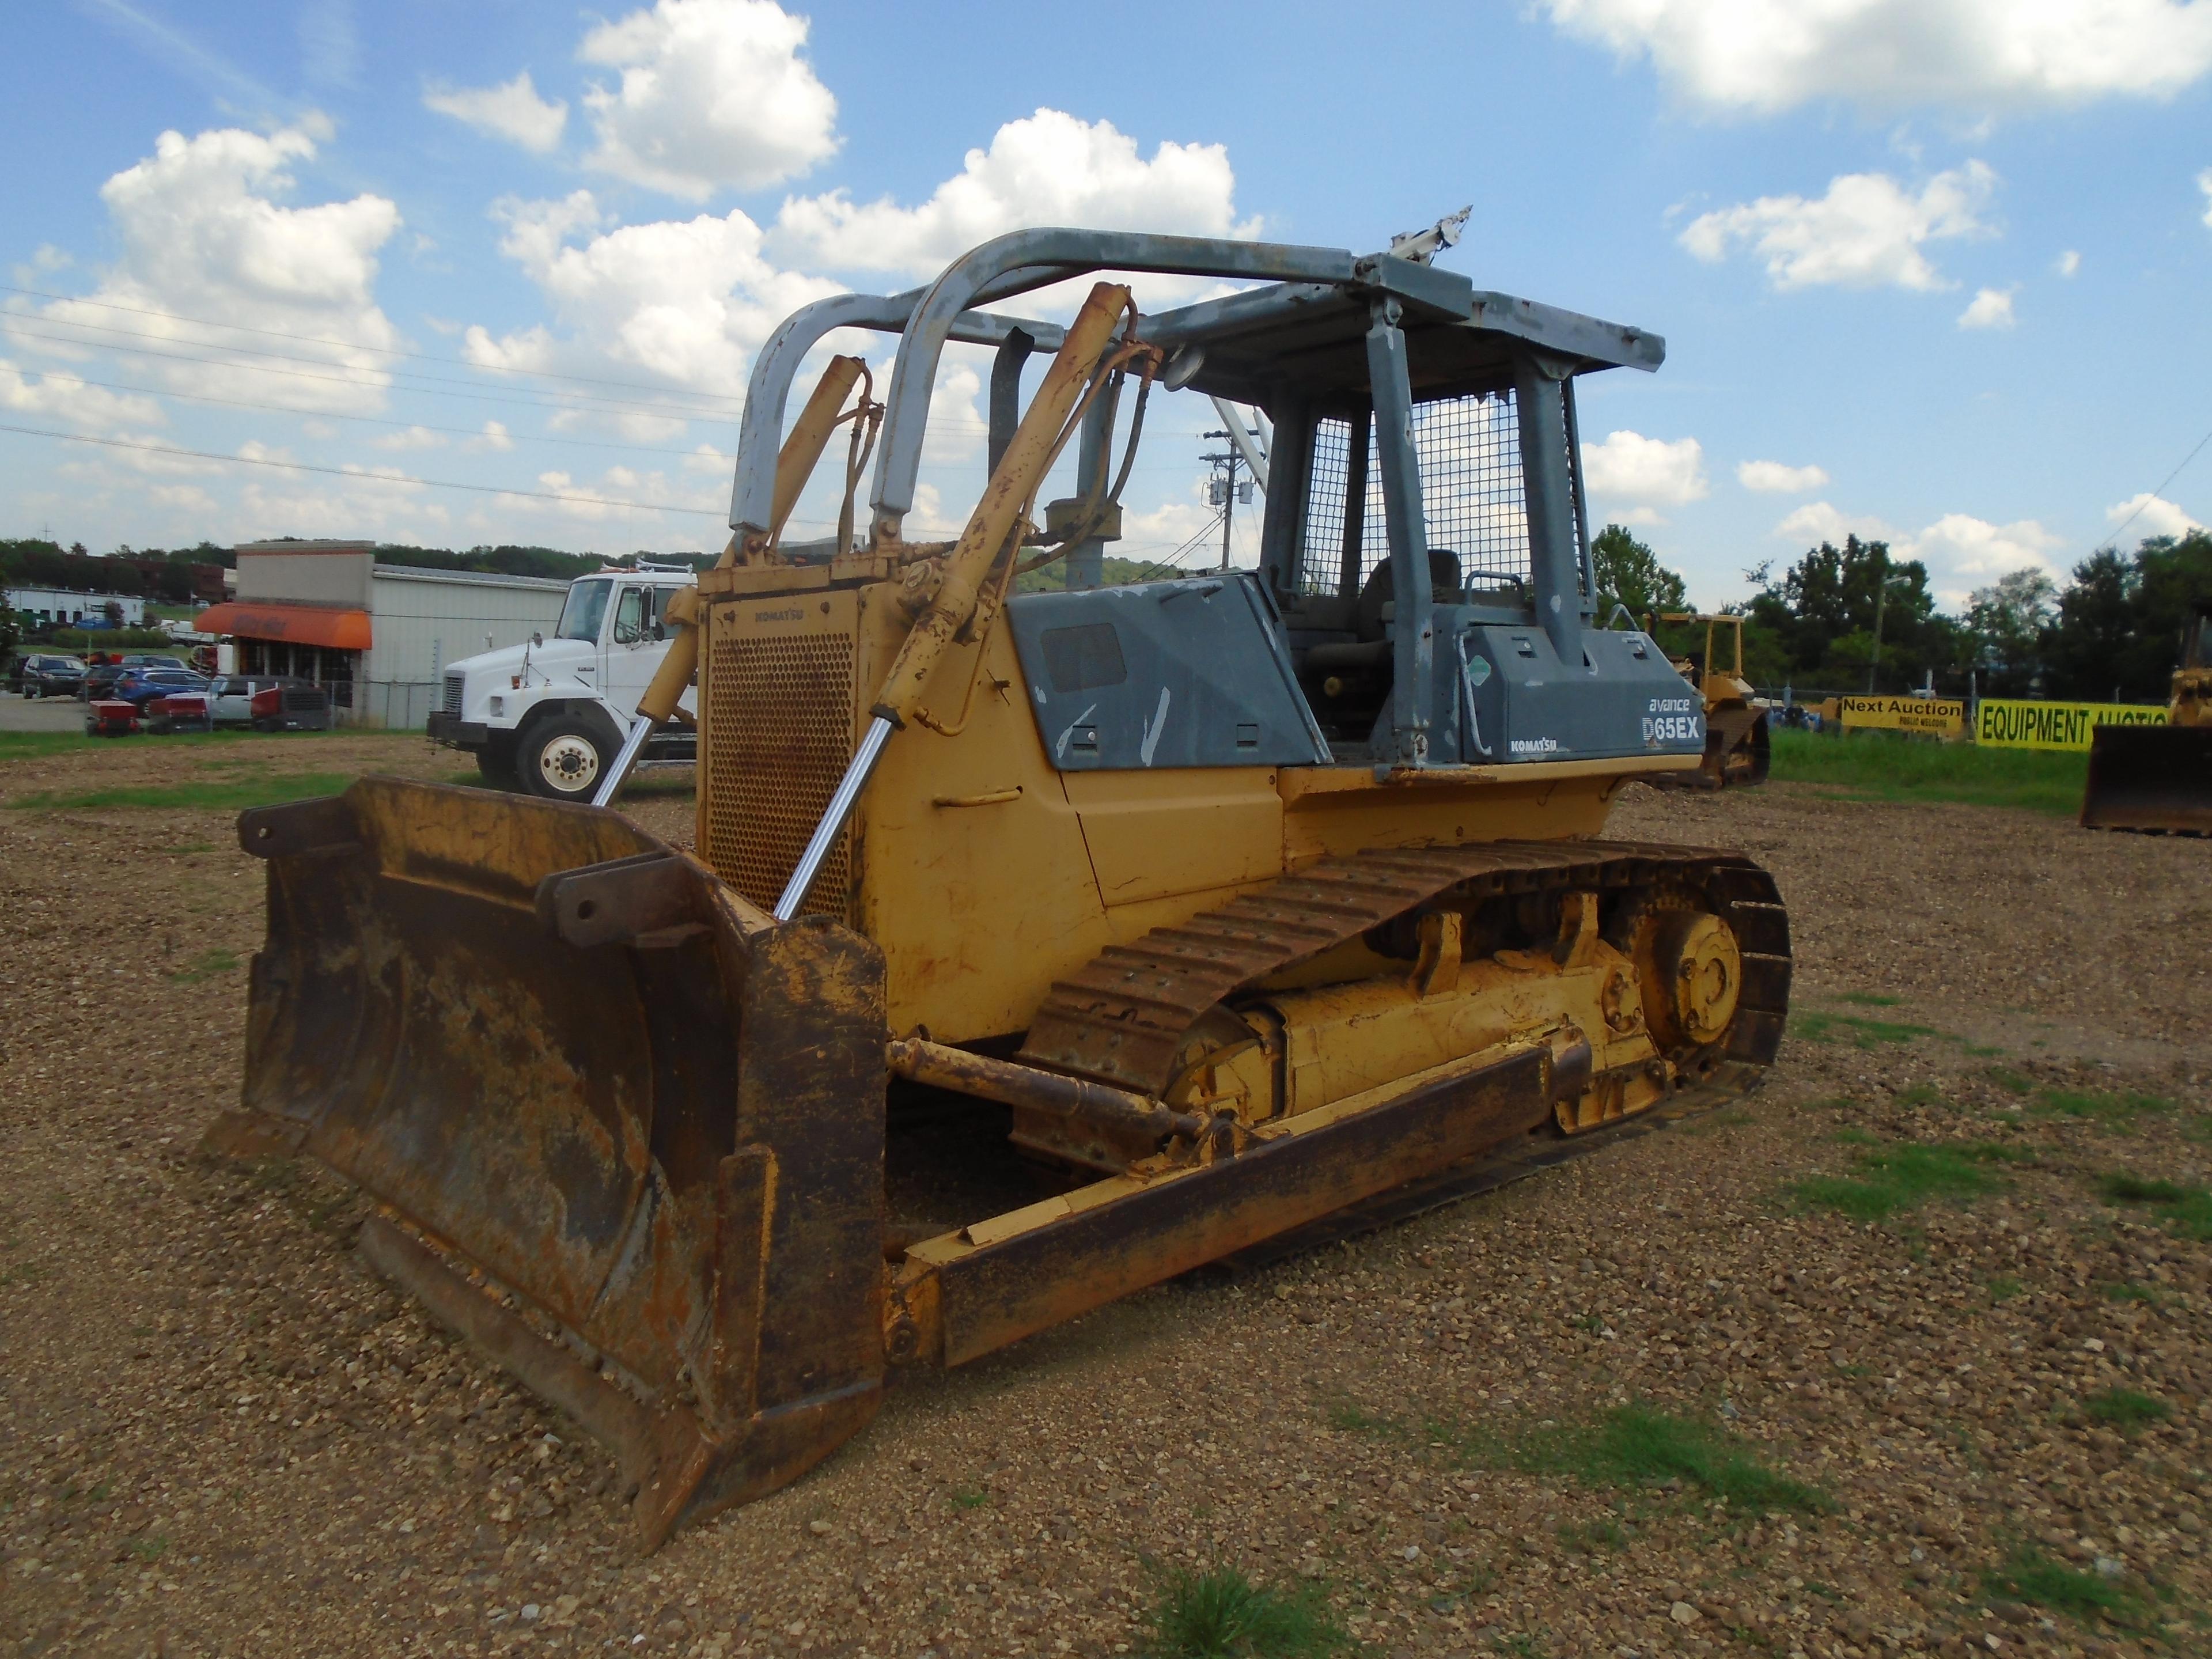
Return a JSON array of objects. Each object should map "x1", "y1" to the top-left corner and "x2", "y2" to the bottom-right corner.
[
  {"x1": 1510, "y1": 737, "x2": 1560, "y2": 756},
  {"x1": 753, "y1": 607, "x2": 805, "y2": 623}
]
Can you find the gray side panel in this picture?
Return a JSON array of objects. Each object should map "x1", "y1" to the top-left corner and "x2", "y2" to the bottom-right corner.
[
  {"x1": 1429, "y1": 619, "x2": 1704, "y2": 764},
  {"x1": 1007, "y1": 575, "x2": 1331, "y2": 771}
]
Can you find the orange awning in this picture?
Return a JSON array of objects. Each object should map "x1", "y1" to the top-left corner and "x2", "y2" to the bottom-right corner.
[{"x1": 194, "y1": 602, "x2": 372, "y2": 651}]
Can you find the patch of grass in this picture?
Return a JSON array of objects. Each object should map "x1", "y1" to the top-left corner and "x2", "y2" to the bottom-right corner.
[
  {"x1": 1445, "y1": 1403, "x2": 1828, "y2": 1515},
  {"x1": 1986, "y1": 1275, "x2": 2026, "y2": 1302},
  {"x1": 1829, "y1": 1126, "x2": 1881, "y2": 1146},
  {"x1": 1324, "y1": 1402, "x2": 1393, "y2": 1434},
  {"x1": 2101, "y1": 1282, "x2": 2166, "y2": 1305},
  {"x1": 126, "y1": 1535, "x2": 168, "y2": 1562},
  {"x1": 1768, "y1": 727, "x2": 2087, "y2": 817},
  {"x1": 1896, "y1": 1084, "x2": 1941, "y2": 1107},
  {"x1": 2100, "y1": 1172, "x2": 2212, "y2": 1241},
  {"x1": 8, "y1": 772, "x2": 356, "y2": 813},
  {"x1": 1984, "y1": 1548, "x2": 2146, "y2": 1627},
  {"x1": 1556, "y1": 1518, "x2": 1627, "y2": 1552},
  {"x1": 2084, "y1": 1388, "x2": 2172, "y2": 1430},
  {"x1": 1987, "y1": 1067, "x2": 2036, "y2": 1096},
  {"x1": 1791, "y1": 1010, "x2": 1938, "y2": 1049},
  {"x1": 1835, "y1": 991, "x2": 1903, "y2": 1007},
  {"x1": 1140, "y1": 1565, "x2": 1351, "y2": 1659},
  {"x1": 2032, "y1": 1088, "x2": 2173, "y2": 1132},
  {"x1": 1790, "y1": 1141, "x2": 2023, "y2": 1223},
  {"x1": 948, "y1": 1486, "x2": 992, "y2": 1512},
  {"x1": 169, "y1": 947, "x2": 242, "y2": 984},
  {"x1": 169, "y1": 840, "x2": 219, "y2": 855},
  {"x1": 1492, "y1": 1637, "x2": 1546, "y2": 1658}
]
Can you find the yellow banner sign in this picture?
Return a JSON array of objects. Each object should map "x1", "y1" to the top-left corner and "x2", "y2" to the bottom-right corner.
[
  {"x1": 1839, "y1": 695, "x2": 1965, "y2": 736},
  {"x1": 1974, "y1": 698, "x2": 2168, "y2": 751}
]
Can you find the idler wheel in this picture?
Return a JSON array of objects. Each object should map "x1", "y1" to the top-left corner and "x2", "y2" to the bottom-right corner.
[{"x1": 1652, "y1": 911, "x2": 1741, "y2": 1044}]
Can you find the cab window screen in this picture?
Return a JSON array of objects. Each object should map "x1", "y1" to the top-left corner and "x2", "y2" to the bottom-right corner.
[{"x1": 1041, "y1": 623, "x2": 1126, "y2": 693}]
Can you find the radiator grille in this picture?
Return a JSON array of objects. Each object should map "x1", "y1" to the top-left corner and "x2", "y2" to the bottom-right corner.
[
  {"x1": 442, "y1": 672, "x2": 464, "y2": 718},
  {"x1": 703, "y1": 630, "x2": 855, "y2": 918}
]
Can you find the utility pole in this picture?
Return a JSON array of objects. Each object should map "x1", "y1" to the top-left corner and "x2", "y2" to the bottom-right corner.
[
  {"x1": 1868, "y1": 569, "x2": 1911, "y2": 694},
  {"x1": 1201, "y1": 429, "x2": 1256, "y2": 571}
]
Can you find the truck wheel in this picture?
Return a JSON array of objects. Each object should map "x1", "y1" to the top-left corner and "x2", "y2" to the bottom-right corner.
[{"x1": 517, "y1": 713, "x2": 616, "y2": 801}]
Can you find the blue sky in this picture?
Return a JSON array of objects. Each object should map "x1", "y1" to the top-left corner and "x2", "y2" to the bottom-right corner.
[{"x1": 2, "y1": 0, "x2": 2208, "y2": 607}]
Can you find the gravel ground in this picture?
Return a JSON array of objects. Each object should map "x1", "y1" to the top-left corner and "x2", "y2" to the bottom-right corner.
[{"x1": 2, "y1": 743, "x2": 2209, "y2": 1659}]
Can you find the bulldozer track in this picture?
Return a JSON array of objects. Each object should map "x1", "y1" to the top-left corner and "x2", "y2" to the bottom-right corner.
[{"x1": 1018, "y1": 838, "x2": 1792, "y2": 1095}]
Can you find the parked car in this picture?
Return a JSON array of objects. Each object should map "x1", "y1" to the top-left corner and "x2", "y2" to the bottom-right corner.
[
  {"x1": 110, "y1": 666, "x2": 210, "y2": 707},
  {"x1": 248, "y1": 677, "x2": 332, "y2": 732},
  {"x1": 16, "y1": 654, "x2": 87, "y2": 698},
  {"x1": 207, "y1": 675, "x2": 291, "y2": 726},
  {"x1": 80, "y1": 653, "x2": 181, "y2": 699}
]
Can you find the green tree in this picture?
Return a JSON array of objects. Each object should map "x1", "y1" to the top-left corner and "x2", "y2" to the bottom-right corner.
[
  {"x1": 2041, "y1": 531, "x2": 2212, "y2": 700},
  {"x1": 1589, "y1": 523, "x2": 1688, "y2": 624},
  {"x1": 1744, "y1": 534, "x2": 1964, "y2": 691},
  {"x1": 1963, "y1": 567, "x2": 2056, "y2": 696}
]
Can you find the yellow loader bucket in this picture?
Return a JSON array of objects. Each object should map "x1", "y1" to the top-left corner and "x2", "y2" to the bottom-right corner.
[
  {"x1": 201, "y1": 778, "x2": 888, "y2": 1548},
  {"x1": 2081, "y1": 725, "x2": 2212, "y2": 835}
]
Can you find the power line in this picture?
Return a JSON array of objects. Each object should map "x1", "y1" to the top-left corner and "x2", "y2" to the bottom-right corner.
[
  {"x1": 0, "y1": 421, "x2": 728, "y2": 517},
  {"x1": 1, "y1": 365, "x2": 731, "y2": 460},
  {"x1": 3, "y1": 319, "x2": 736, "y2": 424},
  {"x1": 1, "y1": 283, "x2": 749, "y2": 410},
  {"x1": 2095, "y1": 421, "x2": 2212, "y2": 555}
]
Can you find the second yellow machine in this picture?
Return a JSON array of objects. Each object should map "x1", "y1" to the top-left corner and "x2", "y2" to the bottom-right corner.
[{"x1": 209, "y1": 230, "x2": 1791, "y2": 1548}]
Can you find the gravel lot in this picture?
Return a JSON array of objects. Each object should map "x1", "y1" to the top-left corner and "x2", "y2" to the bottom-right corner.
[{"x1": 3, "y1": 738, "x2": 2209, "y2": 1659}]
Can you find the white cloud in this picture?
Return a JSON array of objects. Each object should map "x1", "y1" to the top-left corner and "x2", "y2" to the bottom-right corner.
[
  {"x1": 1957, "y1": 285, "x2": 2018, "y2": 328},
  {"x1": 1737, "y1": 459, "x2": 1829, "y2": 493},
  {"x1": 2200, "y1": 167, "x2": 2212, "y2": 227},
  {"x1": 1581, "y1": 430, "x2": 1709, "y2": 513},
  {"x1": 1680, "y1": 162, "x2": 1996, "y2": 290},
  {"x1": 466, "y1": 188, "x2": 842, "y2": 397},
  {"x1": 470, "y1": 420, "x2": 514, "y2": 452},
  {"x1": 772, "y1": 108, "x2": 1253, "y2": 279},
  {"x1": 1774, "y1": 501, "x2": 1895, "y2": 544},
  {"x1": 1901, "y1": 512, "x2": 2065, "y2": 601},
  {"x1": 0, "y1": 358, "x2": 164, "y2": 429},
  {"x1": 2105, "y1": 491, "x2": 2203, "y2": 540},
  {"x1": 579, "y1": 0, "x2": 837, "y2": 200},
  {"x1": 372, "y1": 423, "x2": 444, "y2": 451},
  {"x1": 423, "y1": 71, "x2": 568, "y2": 154},
  {"x1": 2054, "y1": 248, "x2": 2081, "y2": 276},
  {"x1": 18, "y1": 122, "x2": 400, "y2": 414},
  {"x1": 1540, "y1": 0, "x2": 2212, "y2": 113}
]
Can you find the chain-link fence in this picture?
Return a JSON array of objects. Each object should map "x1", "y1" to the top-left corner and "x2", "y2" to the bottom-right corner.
[{"x1": 339, "y1": 680, "x2": 441, "y2": 730}]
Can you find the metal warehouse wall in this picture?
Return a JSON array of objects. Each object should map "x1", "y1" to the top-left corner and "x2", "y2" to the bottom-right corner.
[
  {"x1": 365, "y1": 567, "x2": 571, "y2": 687},
  {"x1": 237, "y1": 548, "x2": 374, "y2": 607}
]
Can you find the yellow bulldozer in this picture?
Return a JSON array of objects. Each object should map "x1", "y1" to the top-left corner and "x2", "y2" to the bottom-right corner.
[
  {"x1": 1643, "y1": 611, "x2": 1770, "y2": 789},
  {"x1": 203, "y1": 230, "x2": 1791, "y2": 1549},
  {"x1": 2081, "y1": 597, "x2": 2212, "y2": 834}
]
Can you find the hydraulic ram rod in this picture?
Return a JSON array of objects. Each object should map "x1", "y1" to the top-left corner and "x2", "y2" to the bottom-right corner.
[{"x1": 593, "y1": 356, "x2": 869, "y2": 808}]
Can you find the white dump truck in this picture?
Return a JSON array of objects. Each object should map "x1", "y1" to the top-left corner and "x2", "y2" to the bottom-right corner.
[{"x1": 427, "y1": 567, "x2": 700, "y2": 798}]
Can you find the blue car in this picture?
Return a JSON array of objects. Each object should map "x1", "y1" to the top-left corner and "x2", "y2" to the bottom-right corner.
[{"x1": 111, "y1": 666, "x2": 210, "y2": 706}]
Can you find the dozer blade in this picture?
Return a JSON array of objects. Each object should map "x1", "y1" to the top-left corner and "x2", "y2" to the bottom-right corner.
[
  {"x1": 201, "y1": 777, "x2": 888, "y2": 1549},
  {"x1": 2082, "y1": 725, "x2": 2212, "y2": 835}
]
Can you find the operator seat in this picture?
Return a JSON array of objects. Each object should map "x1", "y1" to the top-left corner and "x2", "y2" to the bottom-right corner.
[{"x1": 1355, "y1": 548, "x2": 1465, "y2": 643}]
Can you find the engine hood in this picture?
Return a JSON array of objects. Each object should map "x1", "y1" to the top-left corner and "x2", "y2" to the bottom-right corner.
[{"x1": 446, "y1": 638, "x2": 597, "y2": 688}]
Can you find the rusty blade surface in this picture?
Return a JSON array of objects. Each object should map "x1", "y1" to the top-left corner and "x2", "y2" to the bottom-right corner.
[
  {"x1": 208, "y1": 777, "x2": 891, "y2": 1550},
  {"x1": 1017, "y1": 840, "x2": 1792, "y2": 1094}
]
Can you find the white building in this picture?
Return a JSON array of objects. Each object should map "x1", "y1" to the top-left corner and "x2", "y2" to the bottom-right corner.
[
  {"x1": 195, "y1": 541, "x2": 573, "y2": 728},
  {"x1": 6, "y1": 586, "x2": 149, "y2": 627}
]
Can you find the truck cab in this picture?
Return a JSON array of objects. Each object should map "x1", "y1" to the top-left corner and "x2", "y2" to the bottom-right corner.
[{"x1": 429, "y1": 568, "x2": 699, "y2": 798}]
